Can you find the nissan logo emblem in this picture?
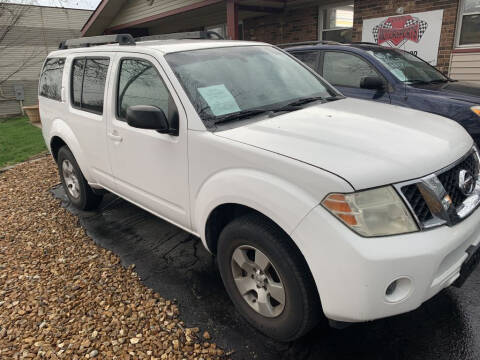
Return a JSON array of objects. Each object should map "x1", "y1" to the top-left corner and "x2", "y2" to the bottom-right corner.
[{"x1": 459, "y1": 169, "x2": 476, "y2": 196}]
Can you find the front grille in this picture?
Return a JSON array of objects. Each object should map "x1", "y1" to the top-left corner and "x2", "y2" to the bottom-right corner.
[
  {"x1": 398, "y1": 150, "x2": 480, "y2": 228},
  {"x1": 437, "y1": 153, "x2": 478, "y2": 207},
  {"x1": 401, "y1": 184, "x2": 433, "y2": 223}
]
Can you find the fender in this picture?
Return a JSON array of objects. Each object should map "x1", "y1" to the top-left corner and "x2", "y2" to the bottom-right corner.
[
  {"x1": 194, "y1": 168, "x2": 321, "y2": 247},
  {"x1": 48, "y1": 118, "x2": 94, "y2": 183}
]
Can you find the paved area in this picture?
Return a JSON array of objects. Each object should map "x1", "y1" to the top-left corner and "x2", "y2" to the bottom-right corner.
[{"x1": 52, "y1": 185, "x2": 480, "y2": 360}]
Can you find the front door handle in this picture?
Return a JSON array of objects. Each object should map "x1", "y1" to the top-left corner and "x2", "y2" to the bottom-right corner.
[{"x1": 108, "y1": 132, "x2": 123, "y2": 142}]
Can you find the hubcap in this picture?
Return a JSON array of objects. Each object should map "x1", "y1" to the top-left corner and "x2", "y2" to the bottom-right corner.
[
  {"x1": 231, "y1": 245, "x2": 286, "y2": 318},
  {"x1": 62, "y1": 160, "x2": 80, "y2": 199}
]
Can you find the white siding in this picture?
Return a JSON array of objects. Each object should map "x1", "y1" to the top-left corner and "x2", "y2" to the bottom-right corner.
[
  {"x1": 449, "y1": 52, "x2": 480, "y2": 84},
  {"x1": 111, "y1": 0, "x2": 211, "y2": 27},
  {"x1": 0, "y1": 5, "x2": 91, "y2": 116}
]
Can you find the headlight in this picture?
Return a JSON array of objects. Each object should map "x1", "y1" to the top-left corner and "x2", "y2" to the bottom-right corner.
[
  {"x1": 322, "y1": 186, "x2": 419, "y2": 237},
  {"x1": 471, "y1": 106, "x2": 480, "y2": 117}
]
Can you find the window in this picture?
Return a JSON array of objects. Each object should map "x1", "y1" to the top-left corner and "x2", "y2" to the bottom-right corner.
[
  {"x1": 319, "y1": 3, "x2": 354, "y2": 43},
  {"x1": 71, "y1": 57, "x2": 110, "y2": 114},
  {"x1": 39, "y1": 58, "x2": 65, "y2": 101},
  {"x1": 457, "y1": 0, "x2": 480, "y2": 46},
  {"x1": 166, "y1": 46, "x2": 335, "y2": 127},
  {"x1": 323, "y1": 52, "x2": 377, "y2": 88},
  {"x1": 292, "y1": 51, "x2": 319, "y2": 71},
  {"x1": 117, "y1": 59, "x2": 171, "y2": 120}
]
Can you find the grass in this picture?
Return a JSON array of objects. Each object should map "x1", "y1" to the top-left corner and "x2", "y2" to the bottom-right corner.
[{"x1": 0, "y1": 116, "x2": 47, "y2": 168}]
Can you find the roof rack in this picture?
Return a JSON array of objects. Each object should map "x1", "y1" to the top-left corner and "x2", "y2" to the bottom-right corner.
[
  {"x1": 277, "y1": 40, "x2": 342, "y2": 48},
  {"x1": 58, "y1": 30, "x2": 224, "y2": 50},
  {"x1": 59, "y1": 34, "x2": 135, "y2": 49},
  {"x1": 135, "y1": 30, "x2": 224, "y2": 42}
]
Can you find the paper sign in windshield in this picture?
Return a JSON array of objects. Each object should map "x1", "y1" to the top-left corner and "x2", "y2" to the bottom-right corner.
[{"x1": 198, "y1": 84, "x2": 240, "y2": 116}]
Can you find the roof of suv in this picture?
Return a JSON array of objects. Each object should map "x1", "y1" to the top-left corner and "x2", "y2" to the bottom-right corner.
[
  {"x1": 285, "y1": 42, "x2": 399, "y2": 53},
  {"x1": 49, "y1": 39, "x2": 265, "y2": 57}
]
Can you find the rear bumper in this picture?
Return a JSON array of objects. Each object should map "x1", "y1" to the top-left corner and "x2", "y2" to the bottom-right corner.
[{"x1": 291, "y1": 204, "x2": 480, "y2": 323}]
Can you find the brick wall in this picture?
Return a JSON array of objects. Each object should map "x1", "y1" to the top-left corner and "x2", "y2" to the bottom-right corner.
[
  {"x1": 353, "y1": 0, "x2": 459, "y2": 73},
  {"x1": 243, "y1": 6, "x2": 318, "y2": 45}
]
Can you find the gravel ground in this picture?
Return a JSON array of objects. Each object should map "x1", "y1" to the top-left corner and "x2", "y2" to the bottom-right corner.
[{"x1": 0, "y1": 157, "x2": 226, "y2": 360}]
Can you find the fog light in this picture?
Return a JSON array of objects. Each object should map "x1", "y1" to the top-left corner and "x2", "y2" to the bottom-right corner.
[{"x1": 385, "y1": 277, "x2": 413, "y2": 303}]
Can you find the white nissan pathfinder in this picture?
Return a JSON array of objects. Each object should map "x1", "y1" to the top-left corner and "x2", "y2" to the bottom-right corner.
[{"x1": 39, "y1": 34, "x2": 480, "y2": 341}]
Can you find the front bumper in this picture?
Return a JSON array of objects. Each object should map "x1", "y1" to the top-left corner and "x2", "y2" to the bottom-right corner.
[{"x1": 291, "y1": 203, "x2": 480, "y2": 323}]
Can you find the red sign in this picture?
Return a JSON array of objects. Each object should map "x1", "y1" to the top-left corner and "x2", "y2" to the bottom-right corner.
[{"x1": 373, "y1": 15, "x2": 428, "y2": 47}]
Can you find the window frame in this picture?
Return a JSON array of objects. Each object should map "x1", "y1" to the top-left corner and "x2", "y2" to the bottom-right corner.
[
  {"x1": 70, "y1": 56, "x2": 110, "y2": 115},
  {"x1": 115, "y1": 56, "x2": 176, "y2": 123},
  {"x1": 320, "y1": 50, "x2": 387, "y2": 89},
  {"x1": 318, "y1": 2, "x2": 354, "y2": 42},
  {"x1": 39, "y1": 57, "x2": 66, "y2": 101},
  {"x1": 455, "y1": 0, "x2": 480, "y2": 48}
]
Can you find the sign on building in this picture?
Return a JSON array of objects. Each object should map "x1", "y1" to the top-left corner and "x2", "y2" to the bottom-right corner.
[{"x1": 361, "y1": 10, "x2": 444, "y2": 65}]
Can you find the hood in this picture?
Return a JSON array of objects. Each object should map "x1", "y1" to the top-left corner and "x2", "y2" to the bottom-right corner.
[
  {"x1": 215, "y1": 98, "x2": 473, "y2": 190},
  {"x1": 410, "y1": 81, "x2": 480, "y2": 105}
]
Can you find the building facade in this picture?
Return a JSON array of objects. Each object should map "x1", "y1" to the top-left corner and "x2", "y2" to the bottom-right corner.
[
  {"x1": 0, "y1": 4, "x2": 91, "y2": 117},
  {"x1": 80, "y1": 0, "x2": 479, "y2": 83}
]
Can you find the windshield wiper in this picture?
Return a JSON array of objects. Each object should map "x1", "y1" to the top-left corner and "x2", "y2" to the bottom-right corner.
[
  {"x1": 214, "y1": 109, "x2": 271, "y2": 125},
  {"x1": 267, "y1": 96, "x2": 326, "y2": 115}
]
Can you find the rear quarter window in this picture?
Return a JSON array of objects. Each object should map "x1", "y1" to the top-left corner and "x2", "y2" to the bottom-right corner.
[{"x1": 39, "y1": 58, "x2": 65, "y2": 101}]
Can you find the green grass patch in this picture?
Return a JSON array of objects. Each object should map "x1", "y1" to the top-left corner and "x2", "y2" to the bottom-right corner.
[{"x1": 0, "y1": 116, "x2": 47, "y2": 168}]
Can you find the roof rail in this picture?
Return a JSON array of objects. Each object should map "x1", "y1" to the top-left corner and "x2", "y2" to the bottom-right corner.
[
  {"x1": 135, "y1": 30, "x2": 224, "y2": 42},
  {"x1": 277, "y1": 40, "x2": 342, "y2": 48},
  {"x1": 59, "y1": 34, "x2": 135, "y2": 50},
  {"x1": 350, "y1": 42, "x2": 380, "y2": 46}
]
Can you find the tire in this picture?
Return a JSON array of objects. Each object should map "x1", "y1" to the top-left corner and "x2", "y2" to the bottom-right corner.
[
  {"x1": 217, "y1": 213, "x2": 321, "y2": 341},
  {"x1": 57, "y1": 146, "x2": 103, "y2": 211}
]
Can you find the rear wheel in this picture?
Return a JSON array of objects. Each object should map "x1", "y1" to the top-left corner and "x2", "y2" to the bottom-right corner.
[
  {"x1": 57, "y1": 146, "x2": 102, "y2": 210},
  {"x1": 217, "y1": 213, "x2": 321, "y2": 341}
]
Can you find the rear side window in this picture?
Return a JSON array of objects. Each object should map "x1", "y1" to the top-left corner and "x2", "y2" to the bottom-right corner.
[
  {"x1": 39, "y1": 58, "x2": 65, "y2": 101},
  {"x1": 71, "y1": 57, "x2": 110, "y2": 114},
  {"x1": 117, "y1": 58, "x2": 171, "y2": 120}
]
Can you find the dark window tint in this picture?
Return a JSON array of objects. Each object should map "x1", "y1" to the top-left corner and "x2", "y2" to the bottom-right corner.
[
  {"x1": 323, "y1": 52, "x2": 377, "y2": 88},
  {"x1": 117, "y1": 59, "x2": 170, "y2": 120},
  {"x1": 71, "y1": 57, "x2": 109, "y2": 114},
  {"x1": 39, "y1": 58, "x2": 65, "y2": 100},
  {"x1": 71, "y1": 59, "x2": 85, "y2": 108},
  {"x1": 292, "y1": 52, "x2": 319, "y2": 70},
  {"x1": 460, "y1": 14, "x2": 480, "y2": 45}
]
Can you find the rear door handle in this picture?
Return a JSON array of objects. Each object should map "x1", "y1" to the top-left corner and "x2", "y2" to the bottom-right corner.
[{"x1": 108, "y1": 132, "x2": 123, "y2": 142}]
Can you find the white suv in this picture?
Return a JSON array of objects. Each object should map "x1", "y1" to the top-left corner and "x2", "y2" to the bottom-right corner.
[{"x1": 39, "y1": 34, "x2": 480, "y2": 341}]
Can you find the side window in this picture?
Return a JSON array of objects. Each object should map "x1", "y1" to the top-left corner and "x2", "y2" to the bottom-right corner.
[
  {"x1": 117, "y1": 58, "x2": 171, "y2": 120},
  {"x1": 71, "y1": 57, "x2": 110, "y2": 114},
  {"x1": 39, "y1": 58, "x2": 65, "y2": 101},
  {"x1": 323, "y1": 52, "x2": 378, "y2": 88},
  {"x1": 291, "y1": 51, "x2": 319, "y2": 71}
]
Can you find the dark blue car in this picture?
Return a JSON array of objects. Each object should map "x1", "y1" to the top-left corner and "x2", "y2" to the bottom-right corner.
[{"x1": 286, "y1": 42, "x2": 480, "y2": 144}]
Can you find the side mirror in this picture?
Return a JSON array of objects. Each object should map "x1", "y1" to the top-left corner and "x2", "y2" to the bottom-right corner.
[
  {"x1": 360, "y1": 76, "x2": 385, "y2": 90},
  {"x1": 126, "y1": 105, "x2": 170, "y2": 133}
]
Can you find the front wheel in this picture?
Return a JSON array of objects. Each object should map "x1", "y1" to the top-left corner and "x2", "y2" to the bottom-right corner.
[
  {"x1": 217, "y1": 214, "x2": 321, "y2": 341},
  {"x1": 57, "y1": 146, "x2": 103, "y2": 211}
]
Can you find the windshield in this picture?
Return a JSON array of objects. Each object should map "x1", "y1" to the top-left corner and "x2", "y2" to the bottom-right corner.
[
  {"x1": 165, "y1": 45, "x2": 336, "y2": 127},
  {"x1": 369, "y1": 49, "x2": 447, "y2": 84}
]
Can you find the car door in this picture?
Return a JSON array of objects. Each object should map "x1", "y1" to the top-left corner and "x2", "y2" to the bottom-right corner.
[
  {"x1": 106, "y1": 53, "x2": 190, "y2": 229},
  {"x1": 67, "y1": 55, "x2": 116, "y2": 189},
  {"x1": 321, "y1": 51, "x2": 391, "y2": 103}
]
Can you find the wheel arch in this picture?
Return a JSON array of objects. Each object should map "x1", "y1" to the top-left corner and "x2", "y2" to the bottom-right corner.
[{"x1": 47, "y1": 119, "x2": 93, "y2": 182}]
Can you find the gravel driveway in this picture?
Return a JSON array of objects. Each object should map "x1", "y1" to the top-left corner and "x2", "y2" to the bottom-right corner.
[{"x1": 0, "y1": 157, "x2": 225, "y2": 359}]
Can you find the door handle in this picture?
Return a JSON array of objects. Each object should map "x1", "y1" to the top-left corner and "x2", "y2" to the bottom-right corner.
[{"x1": 108, "y1": 132, "x2": 123, "y2": 142}]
